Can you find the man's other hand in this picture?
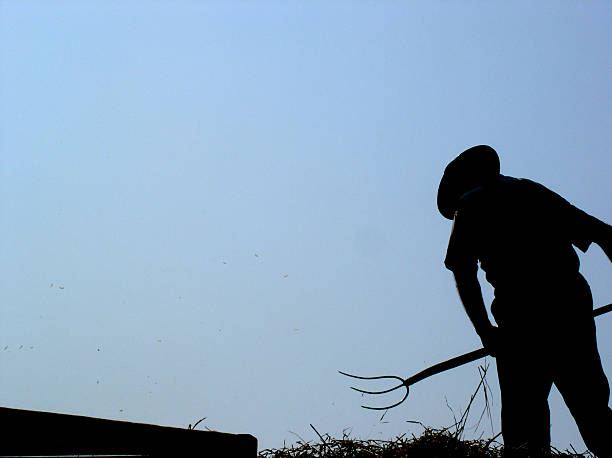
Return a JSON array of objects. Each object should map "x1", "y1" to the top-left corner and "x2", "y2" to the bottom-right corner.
[{"x1": 478, "y1": 325, "x2": 500, "y2": 357}]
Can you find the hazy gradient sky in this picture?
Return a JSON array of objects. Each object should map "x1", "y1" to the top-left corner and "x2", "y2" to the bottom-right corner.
[{"x1": 1, "y1": 1, "x2": 611, "y2": 453}]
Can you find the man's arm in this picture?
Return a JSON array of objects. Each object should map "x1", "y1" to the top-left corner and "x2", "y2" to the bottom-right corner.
[
  {"x1": 452, "y1": 270, "x2": 498, "y2": 355},
  {"x1": 444, "y1": 196, "x2": 499, "y2": 354},
  {"x1": 530, "y1": 179, "x2": 612, "y2": 262}
]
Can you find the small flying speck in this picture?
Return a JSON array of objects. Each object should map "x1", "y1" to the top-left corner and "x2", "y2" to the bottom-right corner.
[
  {"x1": 3, "y1": 346, "x2": 7, "y2": 351},
  {"x1": 119, "y1": 409, "x2": 124, "y2": 412},
  {"x1": 254, "y1": 253, "x2": 259, "y2": 257},
  {"x1": 50, "y1": 283, "x2": 54, "y2": 288},
  {"x1": 97, "y1": 348, "x2": 100, "y2": 352},
  {"x1": 59, "y1": 286, "x2": 64, "y2": 290},
  {"x1": 283, "y1": 274, "x2": 289, "y2": 278},
  {"x1": 157, "y1": 339, "x2": 162, "y2": 343},
  {"x1": 19, "y1": 345, "x2": 23, "y2": 350},
  {"x1": 222, "y1": 261, "x2": 227, "y2": 264},
  {"x1": 96, "y1": 380, "x2": 100, "y2": 384}
]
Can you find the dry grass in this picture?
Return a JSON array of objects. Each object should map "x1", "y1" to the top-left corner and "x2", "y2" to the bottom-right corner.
[
  {"x1": 258, "y1": 427, "x2": 592, "y2": 457},
  {"x1": 259, "y1": 365, "x2": 592, "y2": 458},
  {"x1": 258, "y1": 428, "x2": 501, "y2": 457}
]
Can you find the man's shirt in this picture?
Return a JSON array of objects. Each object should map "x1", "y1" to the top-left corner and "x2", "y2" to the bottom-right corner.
[{"x1": 444, "y1": 175, "x2": 598, "y2": 302}]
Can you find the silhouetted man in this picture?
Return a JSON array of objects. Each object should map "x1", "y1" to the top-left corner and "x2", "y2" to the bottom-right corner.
[{"x1": 438, "y1": 145, "x2": 612, "y2": 457}]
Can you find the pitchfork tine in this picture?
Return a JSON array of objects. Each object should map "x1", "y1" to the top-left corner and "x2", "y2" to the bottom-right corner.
[
  {"x1": 338, "y1": 371, "x2": 410, "y2": 410},
  {"x1": 350, "y1": 384, "x2": 403, "y2": 395},
  {"x1": 362, "y1": 388, "x2": 409, "y2": 411},
  {"x1": 338, "y1": 371, "x2": 404, "y2": 384}
]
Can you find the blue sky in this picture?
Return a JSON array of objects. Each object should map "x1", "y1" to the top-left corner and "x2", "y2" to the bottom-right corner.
[{"x1": 1, "y1": 1, "x2": 611, "y2": 452}]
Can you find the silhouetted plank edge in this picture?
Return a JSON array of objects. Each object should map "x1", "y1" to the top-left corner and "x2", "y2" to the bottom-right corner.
[{"x1": 0, "y1": 407, "x2": 257, "y2": 456}]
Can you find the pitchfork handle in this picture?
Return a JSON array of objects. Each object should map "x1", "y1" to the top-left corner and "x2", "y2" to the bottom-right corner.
[{"x1": 404, "y1": 302, "x2": 612, "y2": 387}]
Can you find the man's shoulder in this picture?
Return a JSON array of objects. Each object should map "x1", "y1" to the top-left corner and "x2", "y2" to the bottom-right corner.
[
  {"x1": 454, "y1": 175, "x2": 540, "y2": 219},
  {"x1": 515, "y1": 177, "x2": 573, "y2": 208},
  {"x1": 458, "y1": 176, "x2": 548, "y2": 202}
]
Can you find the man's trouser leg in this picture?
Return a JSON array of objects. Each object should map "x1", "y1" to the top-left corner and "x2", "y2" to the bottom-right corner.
[
  {"x1": 553, "y1": 317, "x2": 612, "y2": 457},
  {"x1": 496, "y1": 333, "x2": 553, "y2": 456}
]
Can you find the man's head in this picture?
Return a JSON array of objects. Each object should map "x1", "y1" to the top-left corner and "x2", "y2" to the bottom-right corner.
[{"x1": 437, "y1": 145, "x2": 500, "y2": 220}]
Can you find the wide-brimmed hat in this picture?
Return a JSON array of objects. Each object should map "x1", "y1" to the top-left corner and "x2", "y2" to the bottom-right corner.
[{"x1": 437, "y1": 145, "x2": 500, "y2": 220}]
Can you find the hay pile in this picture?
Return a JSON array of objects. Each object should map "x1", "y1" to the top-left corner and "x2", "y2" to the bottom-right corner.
[
  {"x1": 259, "y1": 365, "x2": 591, "y2": 457},
  {"x1": 258, "y1": 427, "x2": 590, "y2": 457},
  {"x1": 258, "y1": 427, "x2": 499, "y2": 457}
]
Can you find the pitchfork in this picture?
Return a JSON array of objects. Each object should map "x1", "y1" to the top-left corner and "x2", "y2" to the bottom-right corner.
[{"x1": 340, "y1": 302, "x2": 612, "y2": 410}]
